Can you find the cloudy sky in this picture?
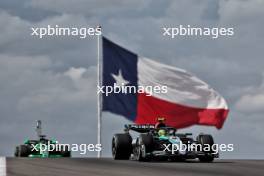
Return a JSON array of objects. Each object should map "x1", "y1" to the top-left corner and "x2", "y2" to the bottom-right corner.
[{"x1": 0, "y1": 0, "x2": 264, "y2": 158}]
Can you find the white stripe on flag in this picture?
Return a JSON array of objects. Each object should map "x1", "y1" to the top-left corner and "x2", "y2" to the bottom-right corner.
[
  {"x1": 138, "y1": 57, "x2": 228, "y2": 109},
  {"x1": 0, "y1": 157, "x2": 6, "y2": 176}
]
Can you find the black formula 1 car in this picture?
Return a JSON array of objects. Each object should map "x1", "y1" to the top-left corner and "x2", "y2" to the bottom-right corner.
[
  {"x1": 14, "y1": 120, "x2": 71, "y2": 158},
  {"x1": 112, "y1": 124, "x2": 218, "y2": 162}
]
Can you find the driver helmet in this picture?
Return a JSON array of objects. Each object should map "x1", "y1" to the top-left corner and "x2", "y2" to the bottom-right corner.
[
  {"x1": 158, "y1": 129, "x2": 166, "y2": 137},
  {"x1": 157, "y1": 117, "x2": 165, "y2": 121}
]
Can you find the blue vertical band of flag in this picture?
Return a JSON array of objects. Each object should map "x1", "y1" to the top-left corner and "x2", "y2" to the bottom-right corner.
[{"x1": 102, "y1": 37, "x2": 138, "y2": 121}]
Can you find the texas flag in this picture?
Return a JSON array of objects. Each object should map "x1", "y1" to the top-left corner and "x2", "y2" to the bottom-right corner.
[{"x1": 102, "y1": 37, "x2": 229, "y2": 129}]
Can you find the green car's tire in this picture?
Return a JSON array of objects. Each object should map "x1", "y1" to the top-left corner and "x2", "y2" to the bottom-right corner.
[
  {"x1": 61, "y1": 146, "x2": 71, "y2": 157},
  {"x1": 16, "y1": 145, "x2": 30, "y2": 157},
  {"x1": 134, "y1": 142, "x2": 144, "y2": 161},
  {"x1": 134, "y1": 134, "x2": 153, "y2": 161},
  {"x1": 61, "y1": 151, "x2": 71, "y2": 157},
  {"x1": 197, "y1": 134, "x2": 215, "y2": 162},
  {"x1": 14, "y1": 146, "x2": 19, "y2": 157},
  {"x1": 112, "y1": 133, "x2": 132, "y2": 160},
  {"x1": 138, "y1": 134, "x2": 154, "y2": 153}
]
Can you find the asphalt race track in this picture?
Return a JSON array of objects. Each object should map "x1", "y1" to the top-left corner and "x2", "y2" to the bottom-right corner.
[{"x1": 6, "y1": 158, "x2": 264, "y2": 176}]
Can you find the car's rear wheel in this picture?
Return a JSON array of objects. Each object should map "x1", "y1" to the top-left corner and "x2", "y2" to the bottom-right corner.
[
  {"x1": 112, "y1": 133, "x2": 132, "y2": 160},
  {"x1": 16, "y1": 145, "x2": 30, "y2": 157},
  {"x1": 61, "y1": 146, "x2": 71, "y2": 157},
  {"x1": 197, "y1": 134, "x2": 215, "y2": 162}
]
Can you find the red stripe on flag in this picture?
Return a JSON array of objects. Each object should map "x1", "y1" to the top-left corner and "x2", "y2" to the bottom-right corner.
[{"x1": 135, "y1": 93, "x2": 229, "y2": 129}]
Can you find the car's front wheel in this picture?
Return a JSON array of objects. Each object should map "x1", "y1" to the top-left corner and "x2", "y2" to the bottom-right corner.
[
  {"x1": 134, "y1": 134, "x2": 153, "y2": 161},
  {"x1": 134, "y1": 141, "x2": 146, "y2": 161}
]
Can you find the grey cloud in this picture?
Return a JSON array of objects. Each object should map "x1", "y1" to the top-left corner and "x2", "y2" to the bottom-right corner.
[
  {"x1": 0, "y1": 0, "x2": 60, "y2": 22},
  {"x1": 28, "y1": 0, "x2": 152, "y2": 17},
  {"x1": 0, "y1": 12, "x2": 99, "y2": 71},
  {"x1": 201, "y1": 0, "x2": 220, "y2": 21},
  {"x1": 235, "y1": 74, "x2": 264, "y2": 113},
  {"x1": 219, "y1": 0, "x2": 264, "y2": 24},
  {"x1": 236, "y1": 94, "x2": 264, "y2": 113}
]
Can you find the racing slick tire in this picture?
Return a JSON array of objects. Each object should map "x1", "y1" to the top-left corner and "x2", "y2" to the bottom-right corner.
[
  {"x1": 197, "y1": 134, "x2": 215, "y2": 162},
  {"x1": 14, "y1": 146, "x2": 19, "y2": 157},
  {"x1": 139, "y1": 134, "x2": 154, "y2": 153},
  {"x1": 16, "y1": 145, "x2": 30, "y2": 157},
  {"x1": 134, "y1": 142, "x2": 145, "y2": 161},
  {"x1": 112, "y1": 133, "x2": 132, "y2": 160},
  {"x1": 134, "y1": 134, "x2": 154, "y2": 161},
  {"x1": 61, "y1": 146, "x2": 71, "y2": 157}
]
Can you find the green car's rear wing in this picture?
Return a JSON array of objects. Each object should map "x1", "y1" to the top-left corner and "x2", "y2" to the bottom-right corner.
[{"x1": 124, "y1": 124, "x2": 155, "y2": 133}]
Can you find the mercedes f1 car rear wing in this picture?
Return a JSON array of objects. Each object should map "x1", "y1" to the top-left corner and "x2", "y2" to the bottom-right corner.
[{"x1": 124, "y1": 124, "x2": 155, "y2": 133}]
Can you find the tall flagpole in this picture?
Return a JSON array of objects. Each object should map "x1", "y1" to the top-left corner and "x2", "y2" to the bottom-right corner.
[{"x1": 97, "y1": 26, "x2": 102, "y2": 158}]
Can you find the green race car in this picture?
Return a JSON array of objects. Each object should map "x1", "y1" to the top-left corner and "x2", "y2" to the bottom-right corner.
[
  {"x1": 112, "y1": 124, "x2": 218, "y2": 162},
  {"x1": 14, "y1": 120, "x2": 71, "y2": 158}
]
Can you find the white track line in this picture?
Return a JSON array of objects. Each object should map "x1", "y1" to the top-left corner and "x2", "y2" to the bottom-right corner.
[{"x1": 0, "y1": 157, "x2": 6, "y2": 176}]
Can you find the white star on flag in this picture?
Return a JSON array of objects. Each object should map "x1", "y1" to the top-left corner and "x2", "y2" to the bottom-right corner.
[{"x1": 111, "y1": 69, "x2": 130, "y2": 86}]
